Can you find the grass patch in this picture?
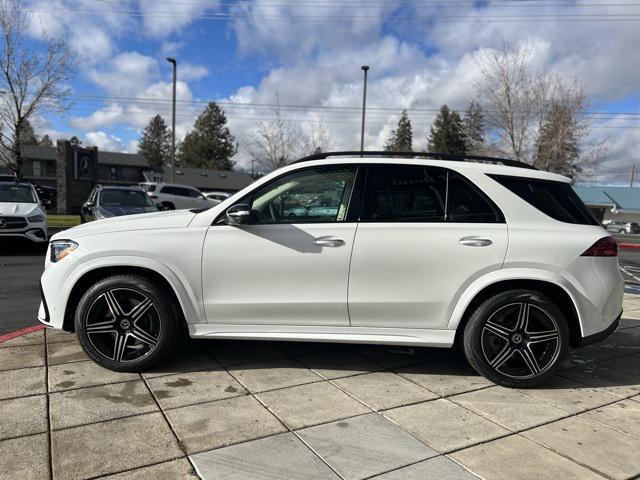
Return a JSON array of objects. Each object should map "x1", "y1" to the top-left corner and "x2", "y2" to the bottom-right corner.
[{"x1": 48, "y1": 215, "x2": 81, "y2": 228}]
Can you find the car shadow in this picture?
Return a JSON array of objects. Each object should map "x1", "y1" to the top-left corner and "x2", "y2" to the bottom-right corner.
[{"x1": 0, "y1": 238, "x2": 47, "y2": 256}]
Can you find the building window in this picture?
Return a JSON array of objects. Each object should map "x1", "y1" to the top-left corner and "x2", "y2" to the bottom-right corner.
[
  {"x1": 33, "y1": 160, "x2": 42, "y2": 177},
  {"x1": 109, "y1": 166, "x2": 118, "y2": 180}
]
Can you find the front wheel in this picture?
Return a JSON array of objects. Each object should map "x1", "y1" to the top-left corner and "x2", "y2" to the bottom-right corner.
[
  {"x1": 75, "y1": 275, "x2": 180, "y2": 372},
  {"x1": 463, "y1": 289, "x2": 568, "y2": 388}
]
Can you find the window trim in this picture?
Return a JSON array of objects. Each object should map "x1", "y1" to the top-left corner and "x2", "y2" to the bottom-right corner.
[
  {"x1": 213, "y1": 164, "x2": 363, "y2": 226},
  {"x1": 359, "y1": 164, "x2": 505, "y2": 224}
]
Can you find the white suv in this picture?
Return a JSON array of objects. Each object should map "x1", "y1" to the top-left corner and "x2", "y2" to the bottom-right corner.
[
  {"x1": 0, "y1": 181, "x2": 48, "y2": 243},
  {"x1": 40, "y1": 152, "x2": 623, "y2": 387},
  {"x1": 140, "y1": 182, "x2": 217, "y2": 210}
]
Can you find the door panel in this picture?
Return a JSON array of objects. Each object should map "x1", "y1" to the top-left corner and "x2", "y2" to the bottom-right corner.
[
  {"x1": 202, "y1": 223, "x2": 356, "y2": 325},
  {"x1": 202, "y1": 164, "x2": 360, "y2": 326},
  {"x1": 348, "y1": 223, "x2": 508, "y2": 329},
  {"x1": 348, "y1": 164, "x2": 508, "y2": 329}
]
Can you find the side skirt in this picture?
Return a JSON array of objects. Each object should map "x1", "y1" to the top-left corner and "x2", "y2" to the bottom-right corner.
[{"x1": 188, "y1": 324, "x2": 455, "y2": 348}]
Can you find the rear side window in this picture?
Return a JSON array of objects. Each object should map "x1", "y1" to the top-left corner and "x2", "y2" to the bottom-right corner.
[
  {"x1": 363, "y1": 165, "x2": 503, "y2": 223},
  {"x1": 489, "y1": 174, "x2": 599, "y2": 225}
]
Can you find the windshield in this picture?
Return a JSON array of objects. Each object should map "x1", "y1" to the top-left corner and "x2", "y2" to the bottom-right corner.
[
  {"x1": 100, "y1": 190, "x2": 153, "y2": 207},
  {"x1": 0, "y1": 185, "x2": 36, "y2": 203}
]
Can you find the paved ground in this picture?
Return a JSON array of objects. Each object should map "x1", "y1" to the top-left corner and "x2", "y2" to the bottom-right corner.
[{"x1": 1, "y1": 297, "x2": 639, "y2": 480}]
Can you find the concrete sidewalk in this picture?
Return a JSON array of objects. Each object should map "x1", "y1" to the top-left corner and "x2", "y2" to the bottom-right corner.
[{"x1": 1, "y1": 299, "x2": 640, "y2": 480}]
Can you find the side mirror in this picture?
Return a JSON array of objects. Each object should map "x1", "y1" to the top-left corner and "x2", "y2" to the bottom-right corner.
[
  {"x1": 84, "y1": 201, "x2": 95, "y2": 208},
  {"x1": 226, "y1": 204, "x2": 251, "y2": 225}
]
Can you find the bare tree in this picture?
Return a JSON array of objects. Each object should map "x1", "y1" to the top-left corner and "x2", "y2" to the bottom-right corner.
[
  {"x1": 0, "y1": 0, "x2": 74, "y2": 180},
  {"x1": 249, "y1": 103, "x2": 300, "y2": 172},
  {"x1": 300, "y1": 121, "x2": 333, "y2": 156},
  {"x1": 475, "y1": 44, "x2": 589, "y2": 175}
]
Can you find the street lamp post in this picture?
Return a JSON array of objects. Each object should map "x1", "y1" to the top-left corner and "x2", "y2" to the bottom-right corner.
[
  {"x1": 360, "y1": 66, "x2": 369, "y2": 154},
  {"x1": 166, "y1": 57, "x2": 177, "y2": 183}
]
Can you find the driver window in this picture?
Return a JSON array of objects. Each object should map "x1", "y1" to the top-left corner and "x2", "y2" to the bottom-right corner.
[{"x1": 248, "y1": 166, "x2": 357, "y2": 225}]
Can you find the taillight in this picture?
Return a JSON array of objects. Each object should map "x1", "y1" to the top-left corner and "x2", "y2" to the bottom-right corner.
[
  {"x1": 148, "y1": 194, "x2": 158, "y2": 199},
  {"x1": 581, "y1": 236, "x2": 618, "y2": 257}
]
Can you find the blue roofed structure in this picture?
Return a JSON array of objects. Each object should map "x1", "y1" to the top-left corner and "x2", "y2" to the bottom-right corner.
[{"x1": 575, "y1": 185, "x2": 640, "y2": 224}]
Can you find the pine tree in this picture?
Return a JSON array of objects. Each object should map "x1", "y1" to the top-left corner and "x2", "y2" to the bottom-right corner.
[
  {"x1": 427, "y1": 105, "x2": 467, "y2": 154},
  {"x1": 19, "y1": 119, "x2": 38, "y2": 145},
  {"x1": 463, "y1": 101, "x2": 485, "y2": 154},
  {"x1": 138, "y1": 115, "x2": 172, "y2": 171},
  {"x1": 39, "y1": 134, "x2": 53, "y2": 147},
  {"x1": 533, "y1": 103, "x2": 581, "y2": 179},
  {"x1": 384, "y1": 110, "x2": 413, "y2": 152},
  {"x1": 180, "y1": 102, "x2": 238, "y2": 170}
]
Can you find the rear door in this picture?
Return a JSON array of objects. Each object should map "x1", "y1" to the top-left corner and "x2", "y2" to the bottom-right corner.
[{"x1": 348, "y1": 164, "x2": 508, "y2": 329}]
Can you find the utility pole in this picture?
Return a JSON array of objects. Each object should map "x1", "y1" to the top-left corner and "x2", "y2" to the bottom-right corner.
[
  {"x1": 632, "y1": 165, "x2": 636, "y2": 188},
  {"x1": 360, "y1": 66, "x2": 369, "y2": 154},
  {"x1": 166, "y1": 57, "x2": 177, "y2": 183}
]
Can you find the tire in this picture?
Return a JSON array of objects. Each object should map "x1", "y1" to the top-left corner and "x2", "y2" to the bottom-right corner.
[
  {"x1": 463, "y1": 289, "x2": 568, "y2": 388},
  {"x1": 75, "y1": 275, "x2": 180, "y2": 372},
  {"x1": 160, "y1": 202, "x2": 175, "y2": 211}
]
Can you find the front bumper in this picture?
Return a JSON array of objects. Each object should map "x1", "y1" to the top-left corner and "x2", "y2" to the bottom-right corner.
[
  {"x1": 0, "y1": 227, "x2": 48, "y2": 243},
  {"x1": 37, "y1": 281, "x2": 52, "y2": 327},
  {"x1": 576, "y1": 310, "x2": 621, "y2": 347}
]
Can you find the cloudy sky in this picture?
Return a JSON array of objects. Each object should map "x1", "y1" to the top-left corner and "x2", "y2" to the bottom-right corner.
[{"x1": 23, "y1": 0, "x2": 640, "y2": 184}]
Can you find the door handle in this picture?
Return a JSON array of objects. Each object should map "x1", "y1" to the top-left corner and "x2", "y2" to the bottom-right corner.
[
  {"x1": 459, "y1": 236, "x2": 493, "y2": 247},
  {"x1": 313, "y1": 236, "x2": 345, "y2": 247}
]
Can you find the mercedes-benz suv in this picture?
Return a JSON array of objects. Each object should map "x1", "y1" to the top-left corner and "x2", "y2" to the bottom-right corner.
[
  {"x1": 39, "y1": 152, "x2": 624, "y2": 388},
  {"x1": 0, "y1": 181, "x2": 48, "y2": 243}
]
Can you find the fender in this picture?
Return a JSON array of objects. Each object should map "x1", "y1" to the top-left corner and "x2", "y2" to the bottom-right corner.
[
  {"x1": 446, "y1": 268, "x2": 582, "y2": 332},
  {"x1": 58, "y1": 255, "x2": 202, "y2": 326}
]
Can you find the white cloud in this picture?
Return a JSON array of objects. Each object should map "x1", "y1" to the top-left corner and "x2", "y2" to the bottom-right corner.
[
  {"x1": 179, "y1": 63, "x2": 210, "y2": 82},
  {"x1": 139, "y1": 0, "x2": 221, "y2": 37},
  {"x1": 85, "y1": 131, "x2": 126, "y2": 151}
]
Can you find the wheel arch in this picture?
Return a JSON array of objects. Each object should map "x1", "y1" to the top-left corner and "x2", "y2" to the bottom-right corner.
[
  {"x1": 451, "y1": 278, "x2": 582, "y2": 348},
  {"x1": 62, "y1": 264, "x2": 193, "y2": 333}
]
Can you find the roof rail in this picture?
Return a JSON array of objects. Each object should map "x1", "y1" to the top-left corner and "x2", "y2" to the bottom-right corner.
[{"x1": 293, "y1": 151, "x2": 536, "y2": 170}]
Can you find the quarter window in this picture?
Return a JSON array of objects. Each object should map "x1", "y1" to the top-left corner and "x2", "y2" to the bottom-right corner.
[{"x1": 247, "y1": 166, "x2": 357, "y2": 224}]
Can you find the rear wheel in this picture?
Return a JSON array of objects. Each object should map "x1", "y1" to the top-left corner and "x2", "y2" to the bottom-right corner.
[
  {"x1": 160, "y1": 202, "x2": 175, "y2": 211},
  {"x1": 75, "y1": 275, "x2": 180, "y2": 372},
  {"x1": 463, "y1": 289, "x2": 568, "y2": 388}
]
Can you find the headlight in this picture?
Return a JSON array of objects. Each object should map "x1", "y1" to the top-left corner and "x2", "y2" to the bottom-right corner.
[
  {"x1": 50, "y1": 240, "x2": 78, "y2": 263},
  {"x1": 28, "y1": 213, "x2": 45, "y2": 223}
]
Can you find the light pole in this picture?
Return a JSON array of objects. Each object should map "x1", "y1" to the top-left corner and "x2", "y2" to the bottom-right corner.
[
  {"x1": 166, "y1": 57, "x2": 177, "y2": 183},
  {"x1": 360, "y1": 65, "x2": 369, "y2": 154}
]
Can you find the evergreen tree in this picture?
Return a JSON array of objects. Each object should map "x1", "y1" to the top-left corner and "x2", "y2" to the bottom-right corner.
[
  {"x1": 533, "y1": 103, "x2": 581, "y2": 179},
  {"x1": 180, "y1": 102, "x2": 238, "y2": 170},
  {"x1": 138, "y1": 115, "x2": 172, "y2": 171},
  {"x1": 384, "y1": 110, "x2": 413, "y2": 152},
  {"x1": 39, "y1": 134, "x2": 53, "y2": 147},
  {"x1": 19, "y1": 119, "x2": 38, "y2": 145},
  {"x1": 427, "y1": 105, "x2": 467, "y2": 154},
  {"x1": 463, "y1": 101, "x2": 485, "y2": 154}
]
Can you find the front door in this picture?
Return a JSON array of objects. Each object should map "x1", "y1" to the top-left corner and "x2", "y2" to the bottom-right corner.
[
  {"x1": 348, "y1": 164, "x2": 508, "y2": 329},
  {"x1": 202, "y1": 164, "x2": 360, "y2": 326}
]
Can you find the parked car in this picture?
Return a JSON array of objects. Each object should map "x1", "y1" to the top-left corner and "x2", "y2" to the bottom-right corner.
[
  {"x1": 203, "y1": 191, "x2": 232, "y2": 203},
  {"x1": 40, "y1": 152, "x2": 623, "y2": 388},
  {"x1": 139, "y1": 182, "x2": 217, "y2": 210},
  {"x1": 604, "y1": 221, "x2": 640, "y2": 234},
  {"x1": 33, "y1": 184, "x2": 57, "y2": 211},
  {"x1": 0, "y1": 181, "x2": 48, "y2": 243},
  {"x1": 80, "y1": 185, "x2": 159, "y2": 223}
]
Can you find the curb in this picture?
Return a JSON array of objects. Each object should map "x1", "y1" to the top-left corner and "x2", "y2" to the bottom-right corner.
[
  {"x1": 0, "y1": 325, "x2": 45, "y2": 344},
  {"x1": 619, "y1": 243, "x2": 640, "y2": 250}
]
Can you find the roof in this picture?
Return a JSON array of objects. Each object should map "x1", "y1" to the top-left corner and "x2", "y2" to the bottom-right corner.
[
  {"x1": 575, "y1": 185, "x2": 640, "y2": 212},
  {"x1": 23, "y1": 145, "x2": 148, "y2": 167},
  {"x1": 147, "y1": 166, "x2": 254, "y2": 191}
]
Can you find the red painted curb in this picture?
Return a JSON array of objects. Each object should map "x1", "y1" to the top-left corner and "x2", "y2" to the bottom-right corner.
[
  {"x1": 0, "y1": 325, "x2": 46, "y2": 344},
  {"x1": 619, "y1": 243, "x2": 640, "y2": 250}
]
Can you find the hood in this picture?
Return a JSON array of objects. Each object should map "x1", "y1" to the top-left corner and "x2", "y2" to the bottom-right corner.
[
  {"x1": 99, "y1": 205, "x2": 158, "y2": 217},
  {"x1": 0, "y1": 202, "x2": 40, "y2": 216},
  {"x1": 51, "y1": 209, "x2": 196, "y2": 241}
]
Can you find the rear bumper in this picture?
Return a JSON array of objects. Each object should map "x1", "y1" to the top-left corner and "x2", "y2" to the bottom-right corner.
[{"x1": 576, "y1": 310, "x2": 621, "y2": 347}]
